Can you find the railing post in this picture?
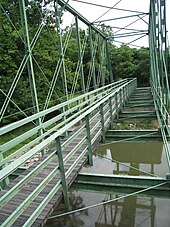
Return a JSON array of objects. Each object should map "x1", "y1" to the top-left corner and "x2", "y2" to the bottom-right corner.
[
  {"x1": 126, "y1": 84, "x2": 129, "y2": 100},
  {"x1": 77, "y1": 100, "x2": 83, "y2": 124},
  {"x1": 85, "y1": 114, "x2": 93, "y2": 166},
  {"x1": 109, "y1": 97, "x2": 113, "y2": 129},
  {"x1": 119, "y1": 89, "x2": 123, "y2": 110},
  {"x1": 0, "y1": 152, "x2": 9, "y2": 188},
  {"x1": 62, "y1": 106, "x2": 68, "y2": 136},
  {"x1": 55, "y1": 137, "x2": 69, "y2": 207},
  {"x1": 100, "y1": 103, "x2": 105, "y2": 143},
  {"x1": 123, "y1": 86, "x2": 126, "y2": 107},
  {"x1": 115, "y1": 92, "x2": 119, "y2": 119}
]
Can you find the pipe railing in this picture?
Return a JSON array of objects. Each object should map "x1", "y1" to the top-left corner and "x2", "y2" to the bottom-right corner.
[
  {"x1": 0, "y1": 78, "x2": 137, "y2": 226},
  {"x1": 0, "y1": 78, "x2": 136, "y2": 183}
]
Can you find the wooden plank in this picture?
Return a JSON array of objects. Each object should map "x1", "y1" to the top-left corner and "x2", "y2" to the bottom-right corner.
[{"x1": 0, "y1": 102, "x2": 106, "y2": 227}]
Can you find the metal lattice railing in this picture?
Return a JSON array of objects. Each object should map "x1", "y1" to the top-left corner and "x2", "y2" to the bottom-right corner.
[
  {"x1": 0, "y1": 78, "x2": 137, "y2": 226},
  {"x1": 149, "y1": 0, "x2": 170, "y2": 173},
  {"x1": 0, "y1": 78, "x2": 136, "y2": 187}
]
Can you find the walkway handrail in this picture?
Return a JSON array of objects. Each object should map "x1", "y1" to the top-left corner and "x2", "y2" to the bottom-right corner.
[
  {"x1": 150, "y1": 80, "x2": 170, "y2": 171},
  {"x1": 0, "y1": 79, "x2": 130, "y2": 166},
  {"x1": 0, "y1": 78, "x2": 137, "y2": 183},
  {"x1": 0, "y1": 79, "x2": 129, "y2": 135},
  {"x1": 0, "y1": 78, "x2": 137, "y2": 226}
]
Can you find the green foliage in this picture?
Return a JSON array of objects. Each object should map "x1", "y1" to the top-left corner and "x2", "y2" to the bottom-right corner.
[
  {"x1": 109, "y1": 44, "x2": 150, "y2": 85},
  {"x1": 113, "y1": 120, "x2": 159, "y2": 130},
  {"x1": 0, "y1": 2, "x2": 150, "y2": 126},
  {"x1": 0, "y1": 123, "x2": 36, "y2": 157}
]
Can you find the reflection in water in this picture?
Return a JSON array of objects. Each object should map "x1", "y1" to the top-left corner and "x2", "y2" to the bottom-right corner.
[
  {"x1": 95, "y1": 195, "x2": 155, "y2": 227},
  {"x1": 46, "y1": 191, "x2": 87, "y2": 227},
  {"x1": 45, "y1": 191, "x2": 170, "y2": 227},
  {"x1": 109, "y1": 142, "x2": 162, "y2": 176},
  {"x1": 83, "y1": 141, "x2": 168, "y2": 177},
  {"x1": 45, "y1": 142, "x2": 170, "y2": 227}
]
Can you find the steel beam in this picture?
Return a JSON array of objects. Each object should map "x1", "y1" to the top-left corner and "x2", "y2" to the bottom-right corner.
[
  {"x1": 73, "y1": 172, "x2": 170, "y2": 194},
  {"x1": 56, "y1": 137, "x2": 69, "y2": 207}
]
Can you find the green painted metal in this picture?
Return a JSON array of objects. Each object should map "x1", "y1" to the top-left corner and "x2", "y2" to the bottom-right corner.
[
  {"x1": 0, "y1": 152, "x2": 9, "y2": 188},
  {"x1": 109, "y1": 97, "x2": 113, "y2": 129},
  {"x1": 55, "y1": 137, "x2": 69, "y2": 207},
  {"x1": 115, "y1": 92, "x2": 119, "y2": 119},
  {"x1": 105, "y1": 130, "x2": 163, "y2": 142},
  {"x1": 89, "y1": 26, "x2": 97, "y2": 89},
  {"x1": 0, "y1": 79, "x2": 136, "y2": 182},
  {"x1": 149, "y1": 0, "x2": 170, "y2": 172},
  {"x1": 93, "y1": 13, "x2": 149, "y2": 24},
  {"x1": 0, "y1": 0, "x2": 113, "y2": 125},
  {"x1": 105, "y1": 39, "x2": 114, "y2": 82},
  {"x1": 0, "y1": 152, "x2": 56, "y2": 208},
  {"x1": 49, "y1": 182, "x2": 167, "y2": 219},
  {"x1": 74, "y1": 173, "x2": 169, "y2": 189},
  {"x1": 58, "y1": 0, "x2": 106, "y2": 38},
  {"x1": 55, "y1": 0, "x2": 69, "y2": 102},
  {"x1": 0, "y1": 8, "x2": 47, "y2": 122},
  {"x1": 85, "y1": 114, "x2": 93, "y2": 165},
  {"x1": 97, "y1": 34, "x2": 104, "y2": 87},
  {"x1": 0, "y1": 79, "x2": 127, "y2": 135},
  {"x1": 72, "y1": 173, "x2": 170, "y2": 198},
  {"x1": 0, "y1": 0, "x2": 169, "y2": 225},
  {"x1": 75, "y1": 16, "x2": 85, "y2": 94},
  {"x1": 100, "y1": 103, "x2": 105, "y2": 143},
  {"x1": 19, "y1": 0, "x2": 40, "y2": 118}
]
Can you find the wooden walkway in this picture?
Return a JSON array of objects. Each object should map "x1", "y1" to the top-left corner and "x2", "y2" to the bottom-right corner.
[
  {"x1": 0, "y1": 101, "x2": 111, "y2": 226},
  {"x1": 118, "y1": 87, "x2": 157, "y2": 120}
]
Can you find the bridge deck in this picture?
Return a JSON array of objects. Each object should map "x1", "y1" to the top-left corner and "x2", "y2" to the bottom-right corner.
[
  {"x1": 0, "y1": 104, "x2": 110, "y2": 226},
  {"x1": 0, "y1": 85, "x2": 157, "y2": 226}
]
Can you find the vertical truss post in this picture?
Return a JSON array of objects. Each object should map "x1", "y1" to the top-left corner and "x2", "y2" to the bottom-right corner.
[
  {"x1": 156, "y1": 0, "x2": 166, "y2": 116},
  {"x1": 149, "y1": 1, "x2": 160, "y2": 92},
  {"x1": 55, "y1": 136, "x2": 69, "y2": 207},
  {"x1": 89, "y1": 26, "x2": 97, "y2": 90},
  {"x1": 97, "y1": 34, "x2": 105, "y2": 87},
  {"x1": 160, "y1": 0, "x2": 169, "y2": 122},
  {"x1": 97, "y1": 34, "x2": 102, "y2": 87},
  {"x1": 19, "y1": 0, "x2": 41, "y2": 126},
  {"x1": 109, "y1": 97, "x2": 113, "y2": 129},
  {"x1": 150, "y1": 0, "x2": 170, "y2": 125},
  {"x1": 101, "y1": 38, "x2": 106, "y2": 87},
  {"x1": 85, "y1": 114, "x2": 93, "y2": 165},
  {"x1": 54, "y1": 0, "x2": 69, "y2": 102},
  {"x1": 100, "y1": 103, "x2": 105, "y2": 143},
  {"x1": 105, "y1": 39, "x2": 113, "y2": 83},
  {"x1": 75, "y1": 16, "x2": 85, "y2": 94}
]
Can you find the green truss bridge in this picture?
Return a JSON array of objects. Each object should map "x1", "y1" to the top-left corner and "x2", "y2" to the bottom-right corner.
[{"x1": 0, "y1": 0, "x2": 170, "y2": 226}]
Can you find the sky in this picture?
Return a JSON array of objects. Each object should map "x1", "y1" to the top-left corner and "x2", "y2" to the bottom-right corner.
[{"x1": 61, "y1": 0, "x2": 170, "y2": 48}]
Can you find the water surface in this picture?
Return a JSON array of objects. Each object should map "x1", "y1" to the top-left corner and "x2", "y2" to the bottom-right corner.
[{"x1": 45, "y1": 141, "x2": 170, "y2": 227}]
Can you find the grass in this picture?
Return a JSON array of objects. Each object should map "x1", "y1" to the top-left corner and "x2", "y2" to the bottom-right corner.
[
  {"x1": 112, "y1": 120, "x2": 159, "y2": 130},
  {"x1": 1, "y1": 123, "x2": 36, "y2": 158}
]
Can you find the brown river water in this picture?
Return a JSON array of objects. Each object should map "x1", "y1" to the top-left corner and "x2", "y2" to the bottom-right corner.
[{"x1": 45, "y1": 141, "x2": 170, "y2": 227}]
